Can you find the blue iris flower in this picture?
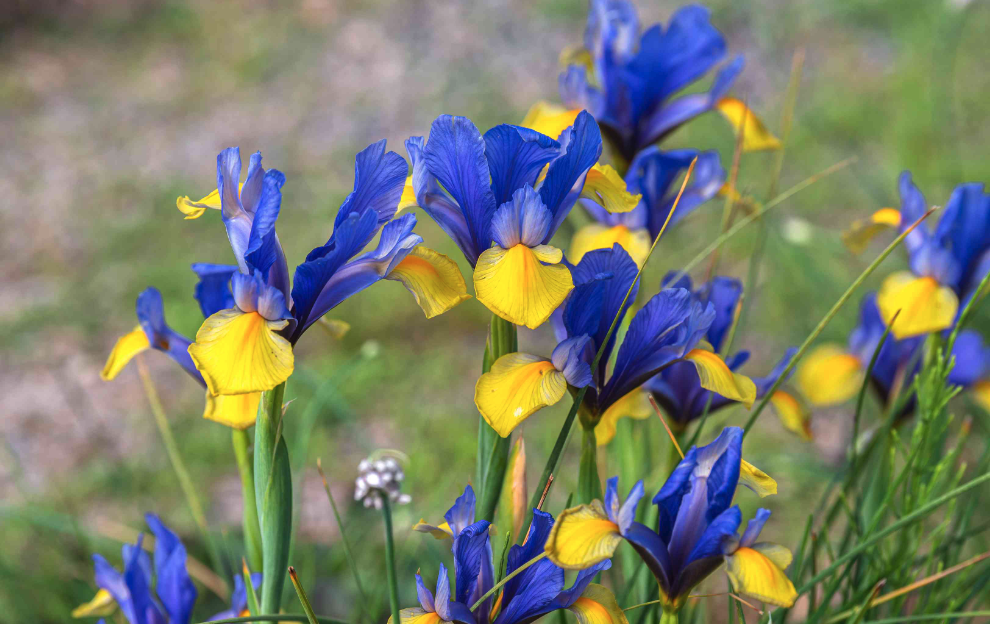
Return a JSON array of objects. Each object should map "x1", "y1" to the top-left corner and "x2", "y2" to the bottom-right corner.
[
  {"x1": 561, "y1": 1, "x2": 743, "y2": 161},
  {"x1": 209, "y1": 573, "x2": 263, "y2": 620},
  {"x1": 90, "y1": 514, "x2": 197, "y2": 624}
]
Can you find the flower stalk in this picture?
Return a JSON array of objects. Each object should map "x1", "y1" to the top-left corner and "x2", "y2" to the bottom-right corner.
[
  {"x1": 255, "y1": 381, "x2": 292, "y2": 614},
  {"x1": 477, "y1": 313, "x2": 517, "y2": 521},
  {"x1": 232, "y1": 428, "x2": 263, "y2": 573}
]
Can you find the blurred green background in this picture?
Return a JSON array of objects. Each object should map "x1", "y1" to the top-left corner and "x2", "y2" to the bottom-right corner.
[{"x1": 3, "y1": 0, "x2": 990, "y2": 622}]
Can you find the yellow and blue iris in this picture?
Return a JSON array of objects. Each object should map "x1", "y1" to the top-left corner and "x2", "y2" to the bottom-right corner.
[
  {"x1": 404, "y1": 112, "x2": 635, "y2": 329},
  {"x1": 544, "y1": 427, "x2": 797, "y2": 610},
  {"x1": 474, "y1": 245, "x2": 756, "y2": 438},
  {"x1": 845, "y1": 172, "x2": 990, "y2": 339},
  {"x1": 569, "y1": 148, "x2": 726, "y2": 266},
  {"x1": 404, "y1": 485, "x2": 629, "y2": 624}
]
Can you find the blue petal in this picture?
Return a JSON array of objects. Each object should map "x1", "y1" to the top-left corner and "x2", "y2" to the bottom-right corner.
[
  {"x1": 334, "y1": 139, "x2": 408, "y2": 231},
  {"x1": 244, "y1": 169, "x2": 291, "y2": 301},
  {"x1": 948, "y1": 330, "x2": 990, "y2": 387},
  {"x1": 93, "y1": 554, "x2": 136, "y2": 624},
  {"x1": 551, "y1": 559, "x2": 611, "y2": 610},
  {"x1": 752, "y1": 348, "x2": 797, "y2": 397},
  {"x1": 551, "y1": 335, "x2": 595, "y2": 388},
  {"x1": 558, "y1": 66, "x2": 604, "y2": 122},
  {"x1": 415, "y1": 571, "x2": 436, "y2": 613},
  {"x1": 932, "y1": 182, "x2": 990, "y2": 290},
  {"x1": 231, "y1": 271, "x2": 294, "y2": 325},
  {"x1": 617, "y1": 480, "x2": 645, "y2": 534},
  {"x1": 145, "y1": 514, "x2": 197, "y2": 624},
  {"x1": 191, "y1": 263, "x2": 237, "y2": 318},
  {"x1": 672, "y1": 505, "x2": 741, "y2": 600},
  {"x1": 124, "y1": 534, "x2": 167, "y2": 624},
  {"x1": 897, "y1": 171, "x2": 930, "y2": 255},
  {"x1": 407, "y1": 136, "x2": 476, "y2": 263},
  {"x1": 445, "y1": 485, "x2": 478, "y2": 539},
  {"x1": 539, "y1": 111, "x2": 603, "y2": 239},
  {"x1": 434, "y1": 563, "x2": 451, "y2": 620},
  {"x1": 627, "y1": 148, "x2": 724, "y2": 238},
  {"x1": 424, "y1": 115, "x2": 498, "y2": 264},
  {"x1": 603, "y1": 476, "x2": 620, "y2": 522},
  {"x1": 239, "y1": 151, "x2": 265, "y2": 214},
  {"x1": 217, "y1": 147, "x2": 243, "y2": 219},
  {"x1": 135, "y1": 288, "x2": 204, "y2": 386},
  {"x1": 623, "y1": 522, "x2": 672, "y2": 593},
  {"x1": 739, "y1": 508, "x2": 771, "y2": 548},
  {"x1": 495, "y1": 511, "x2": 564, "y2": 624},
  {"x1": 695, "y1": 427, "x2": 743, "y2": 522},
  {"x1": 484, "y1": 124, "x2": 561, "y2": 207},
  {"x1": 696, "y1": 276, "x2": 742, "y2": 352},
  {"x1": 453, "y1": 521, "x2": 494, "y2": 612},
  {"x1": 490, "y1": 186, "x2": 553, "y2": 249},
  {"x1": 654, "y1": 447, "x2": 698, "y2": 543}
]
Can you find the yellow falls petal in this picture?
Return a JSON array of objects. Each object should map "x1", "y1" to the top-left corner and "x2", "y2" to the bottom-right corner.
[
  {"x1": 570, "y1": 223, "x2": 652, "y2": 268},
  {"x1": 474, "y1": 244, "x2": 574, "y2": 330},
  {"x1": 412, "y1": 519, "x2": 453, "y2": 540},
  {"x1": 203, "y1": 391, "x2": 262, "y2": 429},
  {"x1": 715, "y1": 97, "x2": 783, "y2": 152},
  {"x1": 770, "y1": 390, "x2": 813, "y2": 441},
  {"x1": 725, "y1": 546, "x2": 798, "y2": 607},
  {"x1": 580, "y1": 164, "x2": 641, "y2": 214},
  {"x1": 568, "y1": 584, "x2": 630, "y2": 624},
  {"x1": 521, "y1": 101, "x2": 582, "y2": 140},
  {"x1": 684, "y1": 349, "x2": 757, "y2": 407},
  {"x1": 752, "y1": 543, "x2": 793, "y2": 569},
  {"x1": 842, "y1": 208, "x2": 902, "y2": 254},
  {"x1": 175, "y1": 184, "x2": 243, "y2": 220},
  {"x1": 397, "y1": 175, "x2": 418, "y2": 213},
  {"x1": 474, "y1": 353, "x2": 568, "y2": 437},
  {"x1": 796, "y1": 345, "x2": 863, "y2": 406},
  {"x1": 388, "y1": 246, "x2": 471, "y2": 318},
  {"x1": 101, "y1": 326, "x2": 151, "y2": 381},
  {"x1": 877, "y1": 271, "x2": 959, "y2": 339},
  {"x1": 739, "y1": 460, "x2": 777, "y2": 498},
  {"x1": 545, "y1": 501, "x2": 623, "y2": 570},
  {"x1": 72, "y1": 588, "x2": 117, "y2": 618},
  {"x1": 388, "y1": 608, "x2": 443, "y2": 624},
  {"x1": 595, "y1": 389, "x2": 653, "y2": 446},
  {"x1": 188, "y1": 309, "x2": 294, "y2": 396}
]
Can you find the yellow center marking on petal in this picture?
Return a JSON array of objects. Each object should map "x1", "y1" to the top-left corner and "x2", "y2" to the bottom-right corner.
[
  {"x1": 473, "y1": 244, "x2": 573, "y2": 329},
  {"x1": 796, "y1": 345, "x2": 864, "y2": 406},
  {"x1": 877, "y1": 271, "x2": 959, "y2": 339},
  {"x1": 570, "y1": 223, "x2": 652, "y2": 267}
]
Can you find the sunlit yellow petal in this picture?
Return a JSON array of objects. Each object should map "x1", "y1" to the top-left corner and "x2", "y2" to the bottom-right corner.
[
  {"x1": 752, "y1": 543, "x2": 793, "y2": 569},
  {"x1": 203, "y1": 391, "x2": 261, "y2": 429},
  {"x1": 397, "y1": 175, "x2": 418, "y2": 214},
  {"x1": 770, "y1": 390, "x2": 813, "y2": 441},
  {"x1": 474, "y1": 244, "x2": 574, "y2": 330},
  {"x1": 545, "y1": 501, "x2": 623, "y2": 570},
  {"x1": 175, "y1": 183, "x2": 246, "y2": 220},
  {"x1": 388, "y1": 246, "x2": 471, "y2": 318},
  {"x1": 684, "y1": 349, "x2": 757, "y2": 407},
  {"x1": 725, "y1": 546, "x2": 797, "y2": 607},
  {"x1": 72, "y1": 589, "x2": 117, "y2": 618},
  {"x1": 580, "y1": 164, "x2": 641, "y2": 214},
  {"x1": 972, "y1": 380, "x2": 990, "y2": 413},
  {"x1": 715, "y1": 98, "x2": 783, "y2": 152},
  {"x1": 739, "y1": 460, "x2": 777, "y2": 498},
  {"x1": 188, "y1": 309, "x2": 294, "y2": 396},
  {"x1": 842, "y1": 208, "x2": 902, "y2": 254},
  {"x1": 796, "y1": 345, "x2": 863, "y2": 406},
  {"x1": 388, "y1": 608, "x2": 442, "y2": 624},
  {"x1": 877, "y1": 271, "x2": 959, "y2": 339},
  {"x1": 412, "y1": 519, "x2": 453, "y2": 540},
  {"x1": 595, "y1": 389, "x2": 653, "y2": 446},
  {"x1": 568, "y1": 584, "x2": 630, "y2": 624},
  {"x1": 570, "y1": 223, "x2": 652, "y2": 267},
  {"x1": 101, "y1": 326, "x2": 151, "y2": 381},
  {"x1": 475, "y1": 353, "x2": 568, "y2": 437},
  {"x1": 521, "y1": 101, "x2": 582, "y2": 140}
]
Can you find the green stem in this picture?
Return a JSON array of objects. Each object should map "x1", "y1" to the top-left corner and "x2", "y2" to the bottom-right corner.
[
  {"x1": 289, "y1": 566, "x2": 320, "y2": 624},
  {"x1": 470, "y1": 552, "x2": 548, "y2": 611},
  {"x1": 477, "y1": 314, "x2": 517, "y2": 522},
  {"x1": 577, "y1": 425, "x2": 602, "y2": 503},
  {"x1": 382, "y1": 498, "x2": 401, "y2": 624},
  {"x1": 197, "y1": 616, "x2": 351, "y2": 624},
  {"x1": 233, "y1": 428, "x2": 263, "y2": 574},
  {"x1": 659, "y1": 610, "x2": 679, "y2": 624},
  {"x1": 255, "y1": 382, "x2": 292, "y2": 614},
  {"x1": 316, "y1": 460, "x2": 371, "y2": 624}
]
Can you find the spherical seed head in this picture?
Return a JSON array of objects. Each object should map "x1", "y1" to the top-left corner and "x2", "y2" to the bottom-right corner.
[{"x1": 355, "y1": 452, "x2": 411, "y2": 508}]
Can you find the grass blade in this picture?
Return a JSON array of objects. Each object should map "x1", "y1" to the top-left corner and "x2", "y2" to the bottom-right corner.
[{"x1": 288, "y1": 566, "x2": 320, "y2": 624}]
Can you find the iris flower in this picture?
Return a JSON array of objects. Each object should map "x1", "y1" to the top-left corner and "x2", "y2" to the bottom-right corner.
[
  {"x1": 642, "y1": 273, "x2": 809, "y2": 441},
  {"x1": 798, "y1": 292, "x2": 990, "y2": 411},
  {"x1": 404, "y1": 485, "x2": 627, "y2": 624},
  {"x1": 569, "y1": 148, "x2": 725, "y2": 267},
  {"x1": 74, "y1": 514, "x2": 197, "y2": 624},
  {"x1": 209, "y1": 574, "x2": 263, "y2": 620},
  {"x1": 844, "y1": 172, "x2": 990, "y2": 338},
  {"x1": 544, "y1": 427, "x2": 796, "y2": 611},
  {"x1": 534, "y1": 1, "x2": 778, "y2": 166},
  {"x1": 404, "y1": 112, "x2": 637, "y2": 329},
  {"x1": 101, "y1": 269, "x2": 267, "y2": 428},
  {"x1": 173, "y1": 142, "x2": 468, "y2": 399},
  {"x1": 475, "y1": 245, "x2": 755, "y2": 439}
]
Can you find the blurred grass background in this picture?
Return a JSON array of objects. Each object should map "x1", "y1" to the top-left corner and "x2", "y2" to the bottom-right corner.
[{"x1": 2, "y1": 0, "x2": 990, "y2": 622}]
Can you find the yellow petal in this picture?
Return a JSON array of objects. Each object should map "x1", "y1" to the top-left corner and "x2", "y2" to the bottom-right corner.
[
  {"x1": 842, "y1": 208, "x2": 902, "y2": 254},
  {"x1": 388, "y1": 608, "x2": 443, "y2": 624},
  {"x1": 568, "y1": 584, "x2": 630, "y2": 624},
  {"x1": 203, "y1": 391, "x2": 262, "y2": 429},
  {"x1": 753, "y1": 543, "x2": 793, "y2": 569},
  {"x1": 388, "y1": 246, "x2": 471, "y2": 318},
  {"x1": 877, "y1": 271, "x2": 959, "y2": 339},
  {"x1": 174, "y1": 183, "x2": 248, "y2": 220},
  {"x1": 796, "y1": 345, "x2": 863, "y2": 406},
  {"x1": 739, "y1": 460, "x2": 777, "y2": 498},
  {"x1": 72, "y1": 588, "x2": 117, "y2": 618},
  {"x1": 545, "y1": 501, "x2": 623, "y2": 570},
  {"x1": 521, "y1": 101, "x2": 582, "y2": 140},
  {"x1": 474, "y1": 244, "x2": 574, "y2": 330},
  {"x1": 715, "y1": 98, "x2": 783, "y2": 152},
  {"x1": 595, "y1": 389, "x2": 653, "y2": 446},
  {"x1": 580, "y1": 164, "x2": 641, "y2": 214},
  {"x1": 397, "y1": 175, "x2": 418, "y2": 213},
  {"x1": 972, "y1": 380, "x2": 990, "y2": 413},
  {"x1": 684, "y1": 349, "x2": 757, "y2": 407},
  {"x1": 101, "y1": 326, "x2": 151, "y2": 381},
  {"x1": 474, "y1": 353, "x2": 568, "y2": 437},
  {"x1": 188, "y1": 309, "x2": 294, "y2": 396},
  {"x1": 725, "y1": 546, "x2": 798, "y2": 607},
  {"x1": 570, "y1": 223, "x2": 652, "y2": 268},
  {"x1": 770, "y1": 390, "x2": 813, "y2": 441},
  {"x1": 412, "y1": 519, "x2": 453, "y2": 540}
]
